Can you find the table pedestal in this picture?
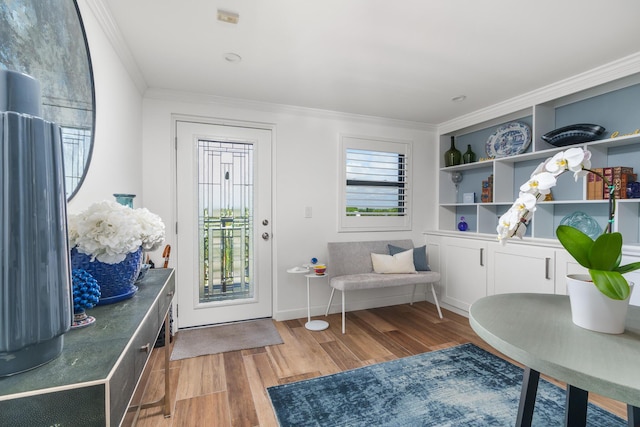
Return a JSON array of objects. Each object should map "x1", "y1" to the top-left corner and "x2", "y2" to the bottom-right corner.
[{"x1": 305, "y1": 274, "x2": 329, "y2": 331}]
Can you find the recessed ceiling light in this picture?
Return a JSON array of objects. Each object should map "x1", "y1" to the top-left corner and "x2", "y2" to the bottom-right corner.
[
  {"x1": 451, "y1": 95, "x2": 467, "y2": 103},
  {"x1": 223, "y1": 52, "x2": 242, "y2": 63}
]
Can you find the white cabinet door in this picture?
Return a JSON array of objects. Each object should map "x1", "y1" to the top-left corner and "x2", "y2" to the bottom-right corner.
[
  {"x1": 441, "y1": 237, "x2": 487, "y2": 312},
  {"x1": 555, "y1": 249, "x2": 587, "y2": 296},
  {"x1": 488, "y1": 243, "x2": 555, "y2": 295}
]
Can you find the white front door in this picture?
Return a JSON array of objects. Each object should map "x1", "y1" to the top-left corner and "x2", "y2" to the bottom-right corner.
[{"x1": 176, "y1": 120, "x2": 272, "y2": 328}]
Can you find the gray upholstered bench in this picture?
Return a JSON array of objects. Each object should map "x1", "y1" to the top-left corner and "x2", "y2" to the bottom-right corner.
[{"x1": 324, "y1": 239, "x2": 442, "y2": 333}]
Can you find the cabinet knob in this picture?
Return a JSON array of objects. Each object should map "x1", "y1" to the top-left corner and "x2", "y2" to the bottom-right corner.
[
  {"x1": 167, "y1": 290, "x2": 174, "y2": 297},
  {"x1": 140, "y1": 343, "x2": 151, "y2": 353}
]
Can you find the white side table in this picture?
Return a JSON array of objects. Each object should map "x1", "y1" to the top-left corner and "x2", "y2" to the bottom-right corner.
[
  {"x1": 287, "y1": 267, "x2": 329, "y2": 331},
  {"x1": 304, "y1": 273, "x2": 330, "y2": 331}
]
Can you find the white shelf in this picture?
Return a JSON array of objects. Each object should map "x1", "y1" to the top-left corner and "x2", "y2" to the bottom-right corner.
[{"x1": 438, "y1": 76, "x2": 640, "y2": 246}]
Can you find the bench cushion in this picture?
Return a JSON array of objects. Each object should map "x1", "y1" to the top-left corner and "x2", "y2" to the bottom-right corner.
[
  {"x1": 330, "y1": 271, "x2": 441, "y2": 291},
  {"x1": 327, "y1": 240, "x2": 417, "y2": 279}
]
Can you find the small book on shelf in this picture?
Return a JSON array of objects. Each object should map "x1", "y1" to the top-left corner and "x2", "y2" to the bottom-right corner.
[{"x1": 603, "y1": 166, "x2": 635, "y2": 199}]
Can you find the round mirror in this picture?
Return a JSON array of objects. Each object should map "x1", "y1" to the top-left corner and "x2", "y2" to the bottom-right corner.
[{"x1": 0, "y1": 0, "x2": 95, "y2": 200}]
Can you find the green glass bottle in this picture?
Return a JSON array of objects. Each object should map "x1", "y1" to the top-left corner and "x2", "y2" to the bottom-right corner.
[
  {"x1": 463, "y1": 144, "x2": 476, "y2": 164},
  {"x1": 445, "y1": 136, "x2": 462, "y2": 167}
]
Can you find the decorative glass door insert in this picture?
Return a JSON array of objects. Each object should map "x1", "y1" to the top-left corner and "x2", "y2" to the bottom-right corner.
[{"x1": 198, "y1": 140, "x2": 254, "y2": 303}]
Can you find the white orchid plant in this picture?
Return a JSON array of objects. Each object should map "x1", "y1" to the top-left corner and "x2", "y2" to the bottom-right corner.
[
  {"x1": 497, "y1": 146, "x2": 640, "y2": 300},
  {"x1": 68, "y1": 200, "x2": 165, "y2": 264}
]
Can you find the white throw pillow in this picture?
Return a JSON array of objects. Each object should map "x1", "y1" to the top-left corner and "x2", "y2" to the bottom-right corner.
[{"x1": 371, "y1": 249, "x2": 416, "y2": 274}]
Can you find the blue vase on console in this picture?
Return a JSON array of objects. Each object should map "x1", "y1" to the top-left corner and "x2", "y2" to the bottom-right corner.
[
  {"x1": 71, "y1": 247, "x2": 142, "y2": 305},
  {"x1": 0, "y1": 70, "x2": 72, "y2": 376}
]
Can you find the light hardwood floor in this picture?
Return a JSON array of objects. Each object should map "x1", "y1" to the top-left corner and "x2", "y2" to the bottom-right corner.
[{"x1": 125, "y1": 302, "x2": 627, "y2": 426}]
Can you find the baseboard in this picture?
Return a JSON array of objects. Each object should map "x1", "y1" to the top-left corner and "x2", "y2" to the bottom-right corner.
[{"x1": 273, "y1": 288, "x2": 436, "y2": 322}]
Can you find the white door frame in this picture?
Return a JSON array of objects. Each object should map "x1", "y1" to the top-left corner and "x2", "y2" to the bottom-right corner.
[{"x1": 171, "y1": 114, "x2": 277, "y2": 329}]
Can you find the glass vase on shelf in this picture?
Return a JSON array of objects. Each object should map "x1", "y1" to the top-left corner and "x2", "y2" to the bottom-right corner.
[
  {"x1": 457, "y1": 216, "x2": 468, "y2": 231},
  {"x1": 463, "y1": 144, "x2": 476, "y2": 164},
  {"x1": 444, "y1": 136, "x2": 462, "y2": 167}
]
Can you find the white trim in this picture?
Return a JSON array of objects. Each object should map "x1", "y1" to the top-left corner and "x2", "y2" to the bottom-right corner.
[
  {"x1": 83, "y1": 0, "x2": 147, "y2": 94},
  {"x1": 438, "y1": 51, "x2": 640, "y2": 134},
  {"x1": 148, "y1": 88, "x2": 436, "y2": 131}
]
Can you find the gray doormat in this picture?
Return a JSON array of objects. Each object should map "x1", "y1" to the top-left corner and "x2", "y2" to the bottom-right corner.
[{"x1": 170, "y1": 318, "x2": 283, "y2": 360}]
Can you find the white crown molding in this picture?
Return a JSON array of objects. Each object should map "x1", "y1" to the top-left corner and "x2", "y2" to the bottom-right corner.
[
  {"x1": 438, "y1": 51, "x2": 640, "y2": 135},
  {"x1": 145, "y1": 87, "x2": 437, "y2": 132},
  {"x1": 82, "y1": 0, "x2": 147, "y2": 94}
]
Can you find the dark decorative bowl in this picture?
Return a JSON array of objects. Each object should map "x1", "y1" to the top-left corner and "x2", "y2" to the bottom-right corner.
[{"x1": 541, "y1": 124, "x2": 606, "y2": 147}]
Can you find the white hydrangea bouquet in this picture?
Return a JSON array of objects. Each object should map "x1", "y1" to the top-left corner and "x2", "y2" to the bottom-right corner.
[{"x1": 68, "y1": 200, "x2": 165, "y2": 264}]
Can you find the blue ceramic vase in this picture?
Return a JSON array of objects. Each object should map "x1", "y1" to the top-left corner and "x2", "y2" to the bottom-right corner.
[{"x1": 0, "y1": 70, "x2": 72, "y2": 376}]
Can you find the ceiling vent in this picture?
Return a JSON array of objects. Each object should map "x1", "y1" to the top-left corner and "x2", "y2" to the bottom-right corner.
[{"x1": 217, "y1": 9, "x2": 239, "y2": 24}]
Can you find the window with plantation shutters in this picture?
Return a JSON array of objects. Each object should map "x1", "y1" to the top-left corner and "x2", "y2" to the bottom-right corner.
[{"x1": 339, "y1": 135, "x2": 412, "y2": 232}]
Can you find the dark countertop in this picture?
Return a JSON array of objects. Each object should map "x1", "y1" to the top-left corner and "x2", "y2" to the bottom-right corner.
[{"x1": 0, "y1": 268, "x2": 174, "y2": 397}]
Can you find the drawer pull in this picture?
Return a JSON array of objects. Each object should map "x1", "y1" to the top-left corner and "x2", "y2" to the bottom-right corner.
[
  {"x1": 545, "y1": 257, "x2": 551, "y2": 280},
  {"x1": 140, "y1": 343, "x2": 151, "y2": 353},
  {"x1": 167, "y1": 290, "x2": 174, "y2": 297}
]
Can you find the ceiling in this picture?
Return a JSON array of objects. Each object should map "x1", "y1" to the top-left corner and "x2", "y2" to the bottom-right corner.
[{"x1": 102, "y1": 0, "x2": 640, "y2": 125}]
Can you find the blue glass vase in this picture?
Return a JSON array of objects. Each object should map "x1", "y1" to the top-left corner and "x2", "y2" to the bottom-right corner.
[
  {"x1": 71, "y1": 247, "x2": 142, "y2": 305},
  {"x1": 113, "y1": 193, "x2": 136, "y2": 208},
  {"x1": 457, "y1": 216, "x2": 468, "y2": 231}
]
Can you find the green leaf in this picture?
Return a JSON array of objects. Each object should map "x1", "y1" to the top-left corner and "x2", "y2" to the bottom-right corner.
[
  {"x1": 589, "y1": 269, "x2": 630, "y2": 300},
  {"x1": 616, "y1": 261, "x2": 640, "y2": 275},
  {"x1": 556, "y1": 225, "x2": 594, "y2": 268},
  {"x1": 588, "y1": 232, "x2": 622, "y2": 271}
]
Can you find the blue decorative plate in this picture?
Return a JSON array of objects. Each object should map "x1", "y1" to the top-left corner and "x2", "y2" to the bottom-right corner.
[{"x1": 485, "y1": 122, "x2": 531, "y2": 158}]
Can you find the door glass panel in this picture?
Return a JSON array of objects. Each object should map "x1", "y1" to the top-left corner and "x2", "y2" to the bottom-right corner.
[{"x1": 198, "y1": 140, "x2": 254, "y2": 304}]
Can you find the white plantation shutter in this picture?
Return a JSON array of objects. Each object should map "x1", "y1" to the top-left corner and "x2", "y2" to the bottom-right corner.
[{"x1": 339, "y1": 135, "x2": 412, "y2": 232}]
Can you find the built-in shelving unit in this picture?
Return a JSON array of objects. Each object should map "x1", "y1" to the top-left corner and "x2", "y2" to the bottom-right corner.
[{"x1": 438, "y1": 74, "x2": 640, "y2": 245}]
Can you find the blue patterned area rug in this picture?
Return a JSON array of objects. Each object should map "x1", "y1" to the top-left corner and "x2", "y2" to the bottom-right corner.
[{"x1": 267, "y1": 343, "x2": 625, "y2": 426}]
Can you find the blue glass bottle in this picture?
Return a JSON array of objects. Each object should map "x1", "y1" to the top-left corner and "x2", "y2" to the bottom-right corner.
[{"x1": 457, "y1": 216, "x2": 468, "y2": 231}]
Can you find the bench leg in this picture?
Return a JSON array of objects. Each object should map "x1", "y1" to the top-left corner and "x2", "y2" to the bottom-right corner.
[
  {"x1": 410, "y1": 284, "x2": 417, "y2": 305},
  {"x1": 325, "y1": 287, "x2": 335, "y2": 316},
  {"x1": 341, "y1": 291, "x2": 346, "y2": 334},
  {"x1": 431, "y1": 283, "x2": 443, "y2": 319}
]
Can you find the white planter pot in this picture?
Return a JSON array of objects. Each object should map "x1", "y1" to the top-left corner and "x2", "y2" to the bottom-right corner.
[{"x1": 567, "y1": 274, "x2": 632, "y2": 334}]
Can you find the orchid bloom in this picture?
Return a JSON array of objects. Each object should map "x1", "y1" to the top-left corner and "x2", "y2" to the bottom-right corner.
[
  {"x1": 519, "y1": 172, "x2": 556, "y2": 196},
  {"x1": 498, "y1": 147, "x2": 597, "y2": 244},
  {"x1": 545, "y1": 147, "x2": 591, "y2": 180},
  {"x1": 513, "y1": 192, "x2": 537, "y2": 213}
]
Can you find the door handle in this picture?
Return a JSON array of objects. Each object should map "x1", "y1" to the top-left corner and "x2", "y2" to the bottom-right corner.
[
  {"x1": 545, "y1": 257, "x2": 551, "y2": 280},
  {"x1": 262, "y1": 232, "x2": 270, "y2": 240}
]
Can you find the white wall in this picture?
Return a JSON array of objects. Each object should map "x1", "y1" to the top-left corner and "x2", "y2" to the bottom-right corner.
[
  {"x1": 69, "y1": 1, "x2": 143, "y2": 213},
  {"x1": 142, "y1": 93, "x2": 439, "y2": 322},
  {"x1": 74, "y1": 0, "x2": 440, "y2": 325}
]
